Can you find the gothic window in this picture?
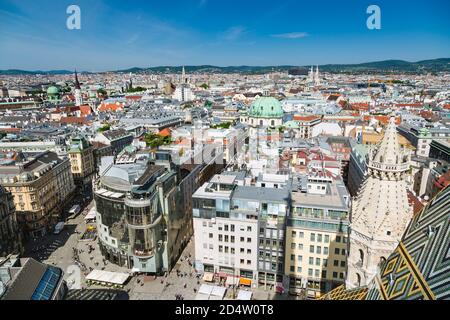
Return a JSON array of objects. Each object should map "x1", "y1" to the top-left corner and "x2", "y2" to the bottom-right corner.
[
  {"x1": 359, "y1": 249, "x2": 364, "y2": 265},
  {"x1": 356, "y1": 273, "x2": 361, "y2": 287}
]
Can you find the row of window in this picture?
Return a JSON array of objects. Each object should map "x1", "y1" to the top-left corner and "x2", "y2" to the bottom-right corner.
[
  {"x1": 288, "y1": 266, "x2": 345, "y2": 280},
  {"x1": 218, "y1": 245, "x2": 252, "y2": 255},
  {"x1": 215, "y1": 233, "x2": 252, "y2": 243},
  {"x1": 289, "y1": 255, "x2": 346, "y2": 268}
]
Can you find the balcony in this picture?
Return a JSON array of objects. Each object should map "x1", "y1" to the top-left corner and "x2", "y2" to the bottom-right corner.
[{"x1": 133, "y1": 248, "x2": 154, "y2": 258}]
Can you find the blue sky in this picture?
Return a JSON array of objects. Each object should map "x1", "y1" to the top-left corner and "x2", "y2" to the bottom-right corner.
[{"x1": 0, "y1": 0, "x2": 449, "y2": 71}]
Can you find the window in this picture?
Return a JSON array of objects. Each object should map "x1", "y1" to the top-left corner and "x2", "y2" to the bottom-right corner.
[
  {"x1": 231, "y1": 225, "x2": 235, "y2": 232},
  {"x1": 247, "y1": 249, "x2": 251, "y2": 254},
  {"x1": 247, "y1": 238, "x2": 251, "y2": 243},
  {"x1": 297, "y1": 266, "x2": 302, "y2": 273},
  {"x1": 219, "y1": 246, "x2": 223, "y2": 252},
  {"x1": 339, "y1": 272, "x2": 344, "y2": 279},
  {"x1": 240, "y1": 259, "x2": 244, "y2": 264},
  {"x1": 310, "y1": 233, "x2": 315, "y2": 241},
  {"x1": 291, "y1": 255, "x2": 295, "y2": 261},
  {"x1": 240, "y1": 248, "x2": 245, "y2": 253},
  {"x1": 297, "y1": 255, "x2": 302, "y2": 262},
  {"x1": 333, "y1": 272, "x2": 338, "y2": 279},
  {"x1": 209, "y1": 233, "x2": 213, "y2": 239},
  {"x1": 317, "y1": 234, "x2": 322, "y2": 242},
  {"x1": 298, "y1": 244, "x2": 303, "y2": 250},
  {"x1": 315, "y1": 258, "x2": 321, "y2": 266},
  {"x1": 310, "y1": 245, "x2": 314, "y2": 253},
  {"x1": 224, "y1": 225, "x2": 228, "y2": 231},
  {"x1": 247, "y1": 226, "x2": 252, "y2": 232},
  {"x1": 334, "y1": 260, "x2": 339, "y2": 267},
  {"x1": 341, "y1": 249, "x2": 346, "y2": 255},
  {"x1": 315, "y1": 269, "x2": 320, "y2": 278},
  {"x1": 324, "y1": 247, "x2": 329, "y2": 255},
  {"x1": 299, "y1": 232, "x2": 304, "y2": 238},
  {"x1": 259, "y1": 228, "x2": 264, "y2": 234},
  {"x1": 321, "y1": 270, "x2": 327, "y2": 278},
  {"x1": 324, "y1": 235, "x2": 330, "y2": 243},
  {"x1": 231, "y1": 248, "x2": 235, "y2": 254},
  {"x1": 247, "y1": 260, "x2": 251, "y2": 265},
  {"x1": 309, "y1": 257, "x2": 314, "y2": 265},
  {"x1": 334, "y1": 248, "x2": 340, "y2": 254},
  {"x1": 230, "y1": 236, "x2": 235, "y2": 243},
  {"x1": 308, "y1": 269, "x2": 313, "y2": 277},
  {"x1": 316, "y1": 246, "x2": 321, "y2": 254},
  {"x1": 291, "y1": 243, "x2": 296, "y2": 249},
  {"x1": 340, "y1": 261, "x2": 345, "y2": 267},
  {"x1": 219, "y1": 234, "x2": 223, "y2": 241},
  {"x1": 290, "y1": 266, "x2": 295, "y2": 272},
  {"x1": 323, "y1": 259, "x2": 328, "y2": 267},
  {"x1": 292, "y1": 231, "x2": 297, "y2": 237},
  {"x1": 240, "y1": 237, "x2": 245, "y2": 242}
]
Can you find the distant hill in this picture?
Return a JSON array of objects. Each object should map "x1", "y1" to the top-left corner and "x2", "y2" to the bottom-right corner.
[
  {"x1": 0, "y1": 69, "x2": 74, "y2": 75},
  {"x1": 1, "y1": 58, "x2": 449, "y2": 75}
]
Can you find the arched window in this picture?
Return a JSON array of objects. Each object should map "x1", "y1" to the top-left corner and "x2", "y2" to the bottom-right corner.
[
  {"x1": 260, "y1": 120, "x2": 263, "y2": 126},
  {"x1": 271, "y1": 120, "x2": 275, "y2": 126},
  {"x1": 380, "y1": 256, "x2": 386, "y2": 266},
  {"x1": 356, "y1": 273, "x2": 361, "y2": 287},
  {"x1": 359, "y1": 249, "x2": 364, "y2": 265}
]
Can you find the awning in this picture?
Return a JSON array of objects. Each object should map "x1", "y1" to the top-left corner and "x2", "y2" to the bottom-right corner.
[
  {"x1": 225, "y1": 276, "x2": 239, "y2": 286},
  {"x1": 203, "y1": 272, "x2": 214, "y2": 282},
  {"x1": 236, "y1": 290, "x2": 253, "y2": 300},
  {"x1": 84, "y1": 208, "x2": 96, "y2": 221},
  {"x1": 210, "y1": 286, "x2": 226, "y2": 299},
  {"x1": 85, "y1": 270, "x2": 130, "y2": 285},
  {"x1": 239, "y1": 278, "x2": 252, "y2": 286}
]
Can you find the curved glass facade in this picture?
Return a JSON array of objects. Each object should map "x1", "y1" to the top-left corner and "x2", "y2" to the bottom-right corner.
[{"x1": 94, "y1": 194, "x2": 125, "y2": 228}]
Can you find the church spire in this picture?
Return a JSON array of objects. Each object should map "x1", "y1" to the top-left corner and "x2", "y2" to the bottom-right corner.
[
  {"x1": 74, "y1": 69, "x2": 81, "y2": 89},
  {"x1": 372, "y1": 117, "x2": 402, "y2": 165}
]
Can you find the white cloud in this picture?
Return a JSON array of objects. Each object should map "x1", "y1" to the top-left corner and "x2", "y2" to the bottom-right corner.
[
  {"x1": 221, "y1": 26, "x2": 246, "y2": 41},
  {"x1": 271, "y1": 32, "x2": 309, "y2": 39}
]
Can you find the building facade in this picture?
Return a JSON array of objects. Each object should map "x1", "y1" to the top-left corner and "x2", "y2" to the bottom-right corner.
[
  {"x1": 286, "y1": 175, "x2": 350, "y2": 298},
  {"x1": 0, "y1": 151, "x2": 75, "y2": 239},
  {"x1": 68, "y1": 136, "x2": 95, "y2": 196},
  {"x1": 0, "y1": 186, "x2": 22, "y2": 257}
]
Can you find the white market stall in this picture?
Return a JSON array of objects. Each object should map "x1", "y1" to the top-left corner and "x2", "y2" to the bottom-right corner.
[
  {"x1": 85, "y1": 270, "x2": 130, "y2": 286},
  {"x1": 236, "y1": 290, "x2": 253, "y2": 300}
]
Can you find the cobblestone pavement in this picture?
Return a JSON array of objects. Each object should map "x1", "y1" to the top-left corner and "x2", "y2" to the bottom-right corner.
[
  {"x1": 128, "y1": 237, "x2": 200, "y2": 300},
  {"x1": 24, "y1": 200, "x2": 298, "y2": 300},
  {"x1": 24, "y1": 199, "x2": 128, "y2": 289}
]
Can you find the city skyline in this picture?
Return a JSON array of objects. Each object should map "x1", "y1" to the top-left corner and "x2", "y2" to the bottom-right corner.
[{"x1": 1, "y1": 0, "x2": 449, "y2": 71}]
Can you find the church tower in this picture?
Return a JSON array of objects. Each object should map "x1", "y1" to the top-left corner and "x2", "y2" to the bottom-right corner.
[
  {"x1": 346, "y1": 117, "x2": 412, "y2": 288},
  {"x1": 315, "y1": 65, "x2": 320, "y2": 85},
  {"x1": 74, "y1": 70, "x2": 83, "y2": 106}
]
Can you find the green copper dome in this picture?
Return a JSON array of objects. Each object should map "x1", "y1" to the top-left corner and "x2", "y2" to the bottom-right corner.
[
  {"x1": 418, "y1": 127, "x2": 431, "y2": 137},
  {"x1": 284, "y1": 120, "x2": 300, "y2": 129},
  {"x1": 47, "y1": 86, "x2": 60, "y2": 95},
  {"x1": 248, "y1": 97, "x2": 283, "y2": 118}
]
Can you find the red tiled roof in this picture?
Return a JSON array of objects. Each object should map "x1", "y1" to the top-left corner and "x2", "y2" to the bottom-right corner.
[
  {"x1": 293, "y1": 115, "x2": 321, "y2": 122},
  {"x1": 60, "y1": 117, "x2": 90, "y2": 125},
  {"x1": 98, "y1": 102, "x2": 124, "y2": 112}
]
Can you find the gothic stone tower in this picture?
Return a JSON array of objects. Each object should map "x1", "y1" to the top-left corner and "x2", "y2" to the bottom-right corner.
[
  {"x1": 346, "y1": 117, "x2": 412, "y2": 288},
  {"x1": 74, "y1": 70, "x2": 83, "y2": 107}
]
